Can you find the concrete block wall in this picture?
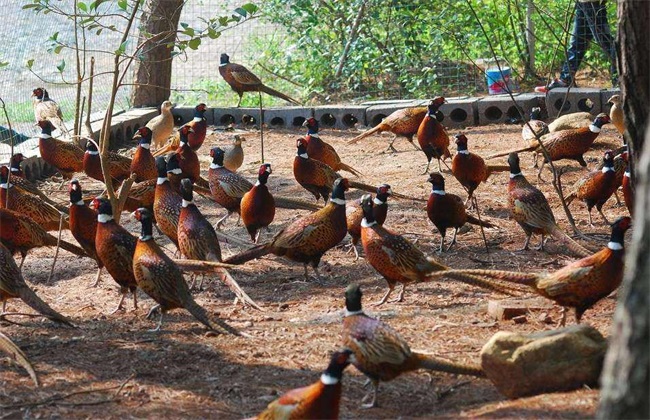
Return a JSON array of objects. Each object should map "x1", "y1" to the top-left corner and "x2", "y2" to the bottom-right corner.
[
  {"x1": 263, "y1": 107, "x2": 313, "y2": 129},
  {"x1": 546, "y1": 88, "x2": 604, "y2": 117},
  {"x1": 365, "y1": 101, "x2": 424, "y2": 128},
  {"x1": 213, "y1": 107, "x2": 263, "y2": 127},
  {"x1": 437, "y1": 97, "x2": 478, "y2": 128},
  {"x1": 314, "y1": 106, "x2": 367, "y2": 130}
]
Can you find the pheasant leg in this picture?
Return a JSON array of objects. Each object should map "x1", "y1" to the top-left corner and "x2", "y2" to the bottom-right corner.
[
  {"x1": 109, "y1": 293, "x2": 127, "y2": 315},
  {"x1": 374, "y1": 285, "x2": 394, "y2": 306},
  {"x1": 597, "y1": 207, "x2": 611, "y2": 225},
  {"x1": 361, "y1": 380, "x2": 380, "y2": 409},
  {"x1": 132, "y1": 291, "x2": 138, "y2": 311},
  {"x1": 394, "y1": 283, "x2": 406, "y2": 302},
  {"x1": 587, "y1": 210, "x2": 594, "y2": 227},
  {"x1": 91, "y1": 267, "x2": 103, "y2": 287},
  {"x1": 216, "y1": 211, "x2": 233, "y2": 229},
  {"x1": 445, "y1": 228, "x2": 459, "y2": 252},
  {"x1": 519, "y1": 234, "x2": 532, "y2": 251},
  {"x1": 533, "y1": 235, "x2": 547, "y2": 251},
  {"x1": 557, "y1": 306, "x2": 568, "y2": 327},
  {"x1": 421, "y1": 160, "x2": 432, "y2": 175}
]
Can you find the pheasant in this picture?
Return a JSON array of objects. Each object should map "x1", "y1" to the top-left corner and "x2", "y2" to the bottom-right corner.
[
  {"x1": 146, "y1": 100, "x2": 175, "y2": 150},
  {"x1": 83, "y1": 141, "x2": 132, "y2": 189},
  {"x1": 429, "y1": 217, "x2": 632, "y2": 326},
  {"x1": 240, "y1": 163, "x2": 276, "y2": 243},
  {"x1": 130, "y1": 127, "x2": 157, "y2": 182},
  {"x1": 154, "y1": 156, "x2": 182, "y2": 246},
  {"x1": 224, "y1": 135, "x2": 245, "y2": 172},
  {"x1": 1, "y1": 166, "x2": 68, "y2": 231},
  {"x1": 219, "y1": 53, "x2": 300, "y2": 107},
  {"x1": 32, "y1": 87, "x2": 69, "y2": 138},
  {"x1": 118, "y1": 178, "x2": 156, "y2": 213},
  {"x1": 565, "y1": 150, "x2": 619, "y2": 226},
  {"x1": 0, "y1": 208, "x2": 86, "y2": 270},
  {"x1": 153, "y1": 103, "x2": 208, "y2": 156},
  {"x1": 342, "y1": 284, "x2": 484, "y2": 408},
  {"x1": 426, "y1": 173, "x2": 495, "y2": 252},
  {"x1": 36, "y1": 120, "x2": 84, "y2": 179},
  {"x1": 347, "y1": 106, "x2": 427, "y2": 152},
  {"x1": 208, "y1": 147, "x2": 319, "y2": 228},
  {"x1": 622, "y1": 165, "x2": 634, "y2": 217},
  {"x1": 178, "y1": 178, "x2": 222, "y2": 263},
  {"x1": 1, "y1": 243, "x2": 73, "y2": 326},
  {"x1": 293, "y1": 138, "x2": 416, "y2": 202},
  {"x1": 170, "y1": 125, "x2": 206, "y2": 187},
  {"x1": 346, "y1": 184, "x2": 392, "y2": 260},
  {"x1": 487, "y1": 114, "x2": 611, "y2": 180},
  {"x1": 417, "y1": 97, "x2": 452, "y2": 173},
  {"x1": 547, "y1": 111, "x2": 594, "y2": 132},
  {"x1": 506, "y1": 153, "x2": 591, "y2": 257},
  {"x1": 607, "y1": 94, "x2": 625, "y2": 135},
  {"x1": 90, "y1": 198, "x2": 139, "y2": 314},
  {"x1": 68, "y1": 179, "x2": 103, "y2": 287},
  {"x1": 132, "y1": 207, "x2": 239, "y2": 334},
  {"x1": 359, "y1": 195, "x2": 518, "y2": 305},
  {"x1": 303, "y1": 117, "x2": 362, "y2": 176},
  {"x1": 253, "y1": 350, "x2": 352, "y2": 419},
  {"x1": 224, "y1": 178, "x2": 351, "y2": 281},
  {"x1": 521, "y1": 107, "x2": 549, "y2": 145},
  {"x1": 5, "y1": 154, "x2": 69, "y2": 214},
  {"x1": 451, "y1": 134, "x2": 509, "y2": 205}
]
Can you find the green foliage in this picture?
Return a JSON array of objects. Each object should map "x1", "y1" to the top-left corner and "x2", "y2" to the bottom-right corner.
[{"x1": 257, "y1": 0, "x2": 617, "y2": 99}]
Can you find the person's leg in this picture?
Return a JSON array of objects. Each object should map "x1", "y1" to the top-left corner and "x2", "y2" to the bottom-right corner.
[
  {"x1": 588, "y1": 1, "x2": 618, "y2": 83},
  {"x1": 560, "y1": 2, "x2": 594, "y2": 83}
]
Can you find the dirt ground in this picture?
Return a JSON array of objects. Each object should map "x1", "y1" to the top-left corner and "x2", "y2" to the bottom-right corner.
[{"x1": 0, "y1": 118, "x2": 627, "y2": 418}]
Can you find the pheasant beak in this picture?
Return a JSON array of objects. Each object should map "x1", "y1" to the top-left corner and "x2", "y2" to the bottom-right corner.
[{"x1": 301, "y1": 119, "x2": 309, "y2": 127}]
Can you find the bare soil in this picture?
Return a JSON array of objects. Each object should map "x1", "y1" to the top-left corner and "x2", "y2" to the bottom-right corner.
[{"x1": 0, "y1": 121, "x2": 626, "y2": 418}]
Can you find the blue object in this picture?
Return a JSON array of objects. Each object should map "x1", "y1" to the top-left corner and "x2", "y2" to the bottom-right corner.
[
  {"x1": 485, "y1": 67, "x2": 513, "y2": 95},
  {"x1": 0, "y1": 125, "x2": 29, "y2": 146}
]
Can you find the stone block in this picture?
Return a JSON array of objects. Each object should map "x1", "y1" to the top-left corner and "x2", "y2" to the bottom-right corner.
[
  {"x1": 481, "y1": 325, "x2": 607, "y2": 399},
  {"x1": 314, "y1": 106, "x2": 367, "y2": 130},
  {"x1": 487, "y1": 298, "x2": 554, "y2": 321},
  {"x1": 546, "y1": 88, "x2": 602, "y2": 117},
  {"x1": 213, "y1": 108, "x2": 263, "y2": 128},
  {"x1": 438, "y1": 97, "x2": 478, "y2": 128},
  {"x1": 172, "y1": 106, "x2": 215, "y2": 126},
  {"x1": 264, "y1": 107, "x2": 313, "y2": 129},
  {"x1": 477, "y1": 94, "x2": 523, "y2": 125}
]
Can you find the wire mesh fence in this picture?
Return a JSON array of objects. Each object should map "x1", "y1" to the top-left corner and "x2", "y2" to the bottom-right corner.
[{"x1": 1, "y1": 0, "x2": 617, "y2": 160}]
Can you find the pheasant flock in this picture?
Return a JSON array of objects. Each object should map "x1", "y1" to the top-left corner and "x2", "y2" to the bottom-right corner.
[{"x1": 0, "y1": 79, "x2": 633, "y2": 418}]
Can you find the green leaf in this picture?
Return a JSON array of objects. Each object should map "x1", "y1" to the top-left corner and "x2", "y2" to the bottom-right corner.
[
  {"x1": 78, "y1": 2, "x2": 87, "y2": 12},
  {"x1": 53, "y1": 45, "x2": 63, "y2": 54},
  {"x1": 183, "y1": 27, "x2": 195, "y2": 37},
  {"x1": 56, "y1": 59, "x2": 66, "y2": 73},
  {"x1": 233, "y1": 7, "x2": 247, "y2": 17},
  {"x1": 50, "y1": 32, "x2": 59, "y2": 41},
  {"x1": 117, "y1": 0, "x2": 127, "y2": 11},
  {"x1": 188, "y1": 37, "x2": 201, "y2": 50},
  {"x1": 115, "y1": 40, "x2": 128, "y2": 56},
  {"x1": 26, "y1": 59, "x2": 34, "y2": 69},
  {"x1": 218, "y1": 16, "x2": 229, "y2": 26},
  {"x1": 207, "y1": 28, "x2": 220, "y2": 39},
  {"x1": 241, "y1": 3, "x2": 258, "y2": 15},
  {"x1": 0, "y1": 61, "x2": 8, "y2": 69}
]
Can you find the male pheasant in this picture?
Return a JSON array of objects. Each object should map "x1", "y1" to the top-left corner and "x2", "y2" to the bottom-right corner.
[
  {"x1": 346, "y1": 184, "x2": 392, "y2": 260},
  {"x1": 348, "y1": 106, "x2": 427, "y2": 152},
  {"x1": 240, "y1": 163, "x2": 276, "y2": 243},
  {"x1": 417, "y1": 97, "x2": 452, "y2": 173},
  {"x1": 303, "y1": 117, "x2": 361, "y2": 176}
]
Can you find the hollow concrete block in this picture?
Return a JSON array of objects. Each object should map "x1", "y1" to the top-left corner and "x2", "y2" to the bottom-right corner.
[
  {"x1": 213, "y1": 108, "x2": 263, "y2": 128},
  {"x1": 546, "y1": 88, "x2": 602, "y2": 117},
  {"x1": 172, "y1": 106, "x2": 215, "y2": 126},
  {"x1": 314, "y1": 106, "x2": 367, "y2": 130},
  {"x1": 515, "y1": 93, "x2": 546, "y2": 118},
  {"x1": 263, "y1": 107, "x2": 313, "y2": 129},
  {"x1": 477, "y1": 94, "x2": 523, "y2": 125},
  {"x1": 438, "y1": 97, "x2": 478, "y2": 128},
  {"x1": 600, "y1": 88, "x2": 621, "y2": 115}
]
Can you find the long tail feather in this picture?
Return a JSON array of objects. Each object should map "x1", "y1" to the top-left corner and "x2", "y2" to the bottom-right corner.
[
  {"x1": 275, "y1": 196, "x2": 322, "y2": 211},
  {"x1": 548, "y1": 224, "x2": 592, "y2": 257},
  {"x1": 348, "y1": 180, "x2": 426, "y2": 202},
  {"x1": 0, "y1": 332, "x2": 39, "y2": 386},
  {"x1": 347, "y1": 125, "x2": 382, "y2": 145},
  {"x1": 485, "y1": 145, "x2": 536, "y2": 160},
  {"x1": 260, "y1": 85, "x2": 300, "y2": 105},
  {"x1": 413, "y1": 353, "x2": 485, "y2": 377},
  {"x1": 172, "y1": 260, "x2": 262, "y2": 311},
  {"x1": 486, "y1": 164, "x2": 511, "y2": 176},
  {"x1": 434, "y1": 269, "x2": 539, "y2": 286},
  {"x1": 337, "y1": 161, "x2": 363, "y2": 177},
  {"x1": 465, "y1": 214, "x2": 495, "y2": 228},
  {"x1": 223, "y1": 243, "x2": 272, "y2": 265},
  {"x1": 18, "y1": 286, "x2": 74, "y2": 326},
  {"x1": 45, "y1": 235, "x2": 88, "y2": 258},
  {"x1": 435, "y1": 271, "x2": 524, "y2": 296},
  {"x1": 216, "y1": 231, "x2": 253, "y2": 249},
  {"x1": 182, "y1": 295, "x2": 240, "y2": 335}
]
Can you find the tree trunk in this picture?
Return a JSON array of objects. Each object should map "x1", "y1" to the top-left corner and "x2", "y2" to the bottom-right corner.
[
  {"x1": 130, "y1": 0, "x2": 184, "y2": 108},
  {"x1": 597, "y1": 1, "x2": 650, "y2": 418}
]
